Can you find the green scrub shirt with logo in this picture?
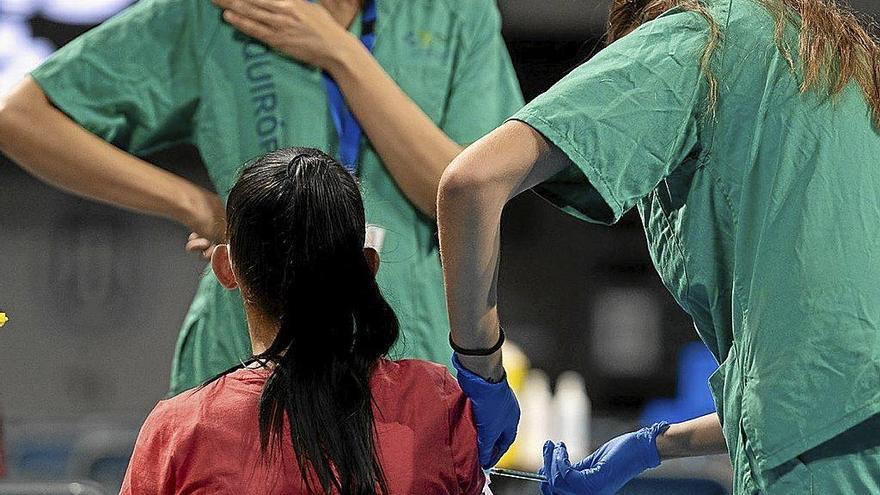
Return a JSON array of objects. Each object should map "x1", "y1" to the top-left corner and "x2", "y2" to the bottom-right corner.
[
  {"x1": 31, "y1": 0, "x2": 523, "y2": 395},
  {"x1": 511, "y1": 0, "x2": 880, "y2": 493}
]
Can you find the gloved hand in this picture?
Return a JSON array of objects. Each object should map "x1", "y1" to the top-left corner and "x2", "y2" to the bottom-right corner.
[
  {"x1": 539, "y1": 422, "x2": 669, "y2": 495},
  {"x1": 452, "y1": 353, "x2": 520, "y2": 468}
]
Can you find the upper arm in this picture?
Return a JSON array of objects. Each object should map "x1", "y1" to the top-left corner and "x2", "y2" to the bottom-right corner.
[
  {"x1": 512, "y1": 10, "x2": 713, "y2": 225},
  {"x1": 0, "y1": 77, "x2": 53, "y2": 142},
  {"x1": 436, "y1": 369, "x2": 486, "y2": 494},
  {"x1": 120, "y1": 403, "x2": 180, "y2": 495},
  {"x1": 441, "y1": 120, "x2": 572, "y2": 206},
  {"x1": 439, "y1": 0, "x2": 524, "y2": 145},
  {"x1": 28, "y1": 0, "x2": 214, "y2": 154}
]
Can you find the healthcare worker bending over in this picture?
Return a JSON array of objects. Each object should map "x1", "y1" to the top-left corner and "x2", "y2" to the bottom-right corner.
[
  {"x1": 0, "y1": 0, "x2": 522, "y2": 395},
  {"x1": 437, "y1": 0, "x2": 880, "y2": 493}
]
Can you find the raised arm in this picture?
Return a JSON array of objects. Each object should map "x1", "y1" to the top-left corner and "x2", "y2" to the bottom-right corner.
[
  {"x1": 0, "y1": 79, "x2": 225, "y2": 242},
  {"x1": 0, "y1": 79, "x2": 225, "y2": 243},
  {"x1": 322, "y1": 32, "x2": 462, "y2": 217},
  {"x1": 213, "y1": 0, "x2": 475, "y2": 217}
]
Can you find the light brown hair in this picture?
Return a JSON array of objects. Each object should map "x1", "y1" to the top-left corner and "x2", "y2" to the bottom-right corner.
[{"x1": 607, "y1": 0, "x2": 880, "y2": 125}]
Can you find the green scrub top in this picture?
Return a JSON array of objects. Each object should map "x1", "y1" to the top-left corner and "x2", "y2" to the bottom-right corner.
[
  {"x1": 31, "y1": 0, "x2": 523, "y2": 395},
  {"x1": 512, "y1": 0, "x2": 880, "y2": 480}
]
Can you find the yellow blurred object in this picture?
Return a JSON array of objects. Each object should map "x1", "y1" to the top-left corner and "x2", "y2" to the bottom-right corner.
[
  {"x1": 0, "y1": 312, "x2": 7, "y2": 327},
  {"x1": 496, "y1": 340, "x2": 530, "y2": 469}
]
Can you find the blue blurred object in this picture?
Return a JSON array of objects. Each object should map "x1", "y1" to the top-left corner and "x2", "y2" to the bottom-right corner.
[
  {"x1": 640, "y1": 342, "x2": 718, "y2": 426},
  {"x1": 5, "y1": 420, "x2": 135, "y2": 492},
  {"x1": 0, "y1": 481, "x2": 109, "y2": 495},
  {"x1": 11, "y1": 450, "x2": 70, "y2": 481},
  {"x1": 66, "y1": 428, "x2": 136, "y2": 493},
  {"x1": 620, "y1": 477, "x2": 728, "y2": 494},
  {"x1": 6, "y1": 426, "x2": 77, "y2": 481}
]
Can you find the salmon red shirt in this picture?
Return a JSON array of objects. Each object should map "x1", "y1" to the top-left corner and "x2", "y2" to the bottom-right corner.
[{"x1": 120, "y1": 359, "x2": 485, "y2": 494}]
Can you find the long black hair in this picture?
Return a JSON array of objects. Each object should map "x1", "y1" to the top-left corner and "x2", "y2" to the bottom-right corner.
[{"x1": 225, "y1": 147, "x2": 399, "y2": 494}]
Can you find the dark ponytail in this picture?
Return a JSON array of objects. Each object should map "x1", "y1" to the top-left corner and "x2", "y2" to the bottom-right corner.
[{"x1": 225, "y1": 147, "x2": 399, "y2": 494}]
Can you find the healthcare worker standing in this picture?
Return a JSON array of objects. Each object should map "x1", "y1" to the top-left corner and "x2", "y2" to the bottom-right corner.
[
  {"x1": 437, "y1": 0, "x2": 880, "y2": 493},
  {"x1": 0, "y1": 0, "x2": 523, "y2": 395}
]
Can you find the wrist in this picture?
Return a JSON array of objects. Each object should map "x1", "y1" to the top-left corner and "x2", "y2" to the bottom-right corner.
[
  {"x1": 452, "y1": 353, "x2": 506, "y2": 384},
  {"x1": 640, "y1": 421, "x2": 670, "y2": 469},
  {"x1": 654, "y1": 422, "x2": 680, "y2": 461},
  {"x1": 174, "y1": 184, "x2": 210, "y2": 230},
  {"x1": 323, "y1": 32, "x2": 366, "y2": 76}
]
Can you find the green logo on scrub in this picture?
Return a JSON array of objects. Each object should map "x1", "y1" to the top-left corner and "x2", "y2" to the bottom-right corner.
[{"x1": 404, "y1": 29, "x2": 450, "y2": 59}]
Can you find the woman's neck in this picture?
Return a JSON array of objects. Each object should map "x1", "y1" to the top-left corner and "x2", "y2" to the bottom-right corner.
[
  {"x1": 321, "y1": 0, "x2": 363, "y2": 29},
  {"x1": 244, "y1": 304, "x2": 279, "y2": 355}
]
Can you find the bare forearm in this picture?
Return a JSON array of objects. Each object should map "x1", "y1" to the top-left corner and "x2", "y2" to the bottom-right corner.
[
  {"x1": 0, "y1": 78, "x2": 210, "y2": 227},
  {"x1": 437, "y1": 155, "x2": 506, "y2": 379},
  {"x1": 327, "y1": 36, "x2": 462, "y2": 217},
  {"x1": 656, "y1": 414, "x2": 728, "y2": 460},
  {"x1": 438, "y1": 121, "x2": 569, "y2": 380}
]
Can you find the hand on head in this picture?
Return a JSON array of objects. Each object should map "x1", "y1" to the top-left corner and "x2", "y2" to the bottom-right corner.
[{"x1": 184, "y1": 192, "x2": 226, "y2": 259}]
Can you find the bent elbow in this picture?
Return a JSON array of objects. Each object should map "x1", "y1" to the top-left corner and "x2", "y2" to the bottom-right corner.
[
  {"x1": 0, "y1": 96, "x2": 17, "y2": 147},
  {"x1": 437, "y1": 151, "x2": 511, "y2": 221},
  {"x1": 0, "y1": 94, "x2": 28, "y2": 151},
  {"x1": 0, "y1": 78, "x2": 48, "y2": 150},
  {"x1": 439, "y1": 154, "x2": 492, "y2": 201}
]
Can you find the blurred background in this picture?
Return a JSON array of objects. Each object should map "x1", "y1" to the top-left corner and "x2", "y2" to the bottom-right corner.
[{"x1": 1, "y1": 1, "x2": 877, "y2": 493}]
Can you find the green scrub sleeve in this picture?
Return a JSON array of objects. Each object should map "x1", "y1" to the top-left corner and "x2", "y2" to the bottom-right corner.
[
  {"x1": 511, "y1": 9, "x2": 711, "y2": 225},
  {"x1": 439, "y1": 0, "x2": 524, "y2": 144},
  {"x1": 30, "y1": 0, "x2": 214, "y2": 156}
]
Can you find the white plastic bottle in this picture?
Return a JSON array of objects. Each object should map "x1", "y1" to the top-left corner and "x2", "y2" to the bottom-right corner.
[
  {"x1": 553, "y1": 371, "x2": 591, "y2": 460},
  {"x1": 518, "y1": 368, "x2": 552, "y2": 470}
]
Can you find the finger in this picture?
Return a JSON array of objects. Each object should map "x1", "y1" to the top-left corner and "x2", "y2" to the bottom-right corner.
[
  {"x1": 495, "y1": 428, "x2": 517, "y2": 459},
  {"x1": 186, "y1": 236, "x2": 211, "y2": 249},
  {"x1": 222, "y1": 10, "x2": 276, "y2": 41},
  {"x1": 477, "y1": 436, "x2": 493, "y2": 468},
  {"x1": 542, "y1": 440, "x2": 555, "y2": 477},
  {"x1": 484, "y1": 429, "x2": 516, "y2": 468},
  {"x1": 186, "y1": 238, "x2": 212, "y2": 252},
  {"x1": 188, "y1": 232, "x2": 199, "y2": 241},
  {"x1": 551, "y1": 442, "x2": 572, "y2": 479},
  {"x1": 248, "y1": 0, "x2": 302, "y2": 15},
  {"x1": 222, "y1": 3, "x2": 288, "y2": 28},
  {"x1": 201, "y1": 244, "x2": 218, "y2": 259}
]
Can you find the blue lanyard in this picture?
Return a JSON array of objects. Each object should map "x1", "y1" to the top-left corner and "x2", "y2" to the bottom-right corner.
[{"x1": 322, "y1": 0, "x2": 377, "y2": 173}]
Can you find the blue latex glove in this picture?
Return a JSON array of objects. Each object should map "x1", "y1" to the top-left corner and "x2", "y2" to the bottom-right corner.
[
  {"x1": 539, "y1": 422, "x2": 669, "y2": 495},
  {"x1": 452, "y1": 353, "x2": 520, "y2": 468}
]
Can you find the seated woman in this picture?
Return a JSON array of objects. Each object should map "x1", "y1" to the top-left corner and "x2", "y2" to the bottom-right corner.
[{"x1": 120, "y1": 147, "x2": 484, "y2": 494}]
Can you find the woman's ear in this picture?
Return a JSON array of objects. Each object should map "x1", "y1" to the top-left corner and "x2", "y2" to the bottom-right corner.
[
  {"x1": 363, "y1": 247, "x2": 380, "y2": 276},
  {"x1": 211, "y1": 244, "x2": 239, "y2": 289}
]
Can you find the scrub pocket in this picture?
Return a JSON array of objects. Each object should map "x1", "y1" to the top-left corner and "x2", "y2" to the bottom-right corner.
[
  {"x1": 752, "y1": 414, "x2": 880, "y2": 495},
  {"x1": 757, "y1": 456, "x2": 812, "y2": 495}
]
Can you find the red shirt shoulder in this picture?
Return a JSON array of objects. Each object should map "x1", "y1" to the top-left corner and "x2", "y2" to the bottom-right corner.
[
  {"x1": 121, "y1": 362, "x2": 484, "y2": 494},
  {"x1": 371, "y1": 359, "x2": 485, "y2": 494},
  {"x1": 120, "y1": 369, "x2": 292, "y2": 494}
]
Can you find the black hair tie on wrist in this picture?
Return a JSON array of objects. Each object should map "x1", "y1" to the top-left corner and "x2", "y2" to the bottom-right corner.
[{"x1": 449, "y1": 328, "x2": 506, "y2": 357}]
